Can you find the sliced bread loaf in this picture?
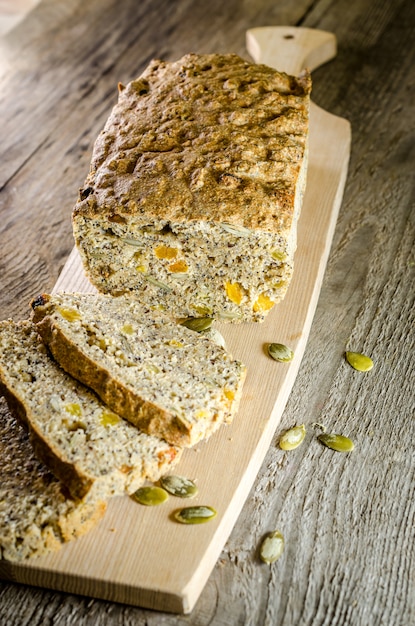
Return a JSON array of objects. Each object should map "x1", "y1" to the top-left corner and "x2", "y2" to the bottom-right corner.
[
  {"x1": 31, "y1": 292, "x2": 246, "y2": 447},
  {"x1": 0, "y1": 397, "x2": 106, "y2": 561},
  {"x1": 0, "y1": 321, "x2": 182, "y2": 501},
  {"x1": 72, "y1": 53, "x2": 311, "y2": 323}
]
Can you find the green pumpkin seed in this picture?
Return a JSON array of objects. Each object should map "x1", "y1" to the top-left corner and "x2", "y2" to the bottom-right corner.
[
  {"x1": 131, "y1": 486, "x2": 169, "y2": 506},
  {"x1": 180, "y1": 317, "x2": 213, "y2": 332},
  {"x1": 174, "y1": 506, "x2": 217, "y2": 524},
  {"x1": 268, "y1": 343, "x2": 294, "y2": 362},
  {"x1": 260, "y1": 530, "x2": 285, "y2": 564},
  {"x1": 345, "y1": 351, "x2": 374, "y2": 372},
  {"x1": 318, "y1": 433, "x2": 354, "y2": 452},
  {"x1": 160, "y1": 475, "x2": 198, "y2": 498},
  {"x1": 279, "y1": 424, "x2": 306, "y2": 450},
  {"x1": 271, "y1": 250, "x2": 287, "y2": 261}
]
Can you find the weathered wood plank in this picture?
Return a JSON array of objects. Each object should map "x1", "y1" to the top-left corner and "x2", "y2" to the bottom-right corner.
[
  {"x1": 2, "y1": 56, "x2": 350, "y2": 610},
  {"x1": 0, "y1": 0, "x2": 414, "y2": 622}
]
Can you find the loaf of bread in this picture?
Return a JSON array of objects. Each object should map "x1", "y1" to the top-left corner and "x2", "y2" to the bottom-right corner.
[
  {"x1": 0, "y1": 397, "x2": 105, "y2": 561},
  {"x1": 72, "y1": 53, "x2": 311, "y2": 322},
  {"x1": 0, "y1": 321, "x2": 182, "y2": 501},
  {"x1": 31, "y1": 292, "x2": 246, "y2": 447}
]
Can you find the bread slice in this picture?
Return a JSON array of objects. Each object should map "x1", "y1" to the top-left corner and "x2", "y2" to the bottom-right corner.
[
  {"x1": 0, "y1": 321, "x2": 182, "y2": 501},
  {"x1": 72, "y1": 53, "x2": 311, "y2": 323},
  {"x1": 0, "y1": 397, "x2": 106, "y2": 561},
  {"x1": 31, "y1": 292, "x2": 246, "y2": 447}
]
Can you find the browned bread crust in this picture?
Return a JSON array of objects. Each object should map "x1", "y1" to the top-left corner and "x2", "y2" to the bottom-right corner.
[
  {"x1": 0, "y1": 396, "x2": 106, "y2": 561},
  {"x1": 74, "y1": 53, "x2": 311, "y2": 231},
  {"x1": 31, "y1": 292, "x2": 246, "y2": 447},
  {"x1": 0, "y1": 320, "x2": 182, "y2": 501},
  {"x1": 73, "y1": 53, "x2": 311, "y2": 322}
]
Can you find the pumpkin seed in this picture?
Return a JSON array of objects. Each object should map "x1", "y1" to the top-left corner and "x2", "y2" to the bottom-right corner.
[
  {"x1": 271, "y1": 250, "x2": 287, "y2": 261},
  {"x1": 170, "y1": 273, "x2": 189, "y2": 280},
  {"x1": 202, "y1": 327, "x2": 227, "y2": 349},
  {"x1": 268, "y1": 343, "x2": 294, "y2": 362},
  {"x1": 345, "y1": 351, "x2": 374, "y2": 372},
  {"x1": 260, "y1": 530, "x2": 285, "y2": 564},
  {"x1": 131, "y1": 486, "x2": 169, "y2": 506},
  {"x1": 121, "y1": 237, "x2": 144, "y2": 247},
  {"x1": 218, "y1": 310, "x2": 242, "y2": 321},
  {"x1": 160, "y1": 475, "x2": 198, "y2": 498},
  {"x1": 192, "y1": 304, "x2": 213, "y2": 316},
  {"x1": 180, "y1": 317, "x2": 213, "y2": 332},
  {"x1": 279, "y1": 424, "x2": 306, "y2": 450},
  {"x1": 143, "y1": 274, "x2": 172, "y2": 292},
  {"x1": 318, "y1": 433, "x2": 354, "y2": 453},
  {"x1": 174, "y1": 505, "x2": 217, "y2": 524},
  {"x1": 221, "y1": 222, "x2": 251, "y2": 237}
]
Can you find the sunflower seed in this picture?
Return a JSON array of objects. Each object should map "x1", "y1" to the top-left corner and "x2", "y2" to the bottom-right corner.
[
  {"x1": 143, "y1": 274, "x2": 172, "y2": 292},
  {"x1": 170, "y1": 273, "x2": 189, "y2": 280},
  {"x1": 221, "y1": 222, "x2": 251, "y2": 237}
]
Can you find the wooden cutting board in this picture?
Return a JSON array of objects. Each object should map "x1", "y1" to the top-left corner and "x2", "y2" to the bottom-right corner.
[{"x1": 0, "y1": 27, "x2": 351, "y2": 614}]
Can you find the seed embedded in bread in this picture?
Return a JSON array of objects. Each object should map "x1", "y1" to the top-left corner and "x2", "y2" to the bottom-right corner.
[
  {"x1": 31, "y1": 292, "x2": 246, "y2": 447},
  {"x1": 0, "y1": 397, "x2": 106, "y2": 561},
  {"x1": 72, "y1": 53, "x2": 311, "y2": 322},
  {"x1": 0, "y1": 320, "x2": 182, "y2": 502}
]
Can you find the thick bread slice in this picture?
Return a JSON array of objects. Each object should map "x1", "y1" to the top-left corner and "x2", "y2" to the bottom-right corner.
[
  {"x1": 0, "y1": 397, "x2": 106, "y2": 561},
  {"x1": 0, "y1": 321, "x2": 182, "y2": 501},
  {"x1": 72, "y1": 53, "x2": 311, "y2": 323},
  {"x1": 31, "y1": 293, "x2": 246, "y2": 447}
]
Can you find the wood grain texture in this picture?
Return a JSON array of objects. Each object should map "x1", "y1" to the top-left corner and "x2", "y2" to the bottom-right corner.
[
  {"x1": 0, "y1": 28, "x2": 351, "y2": 613},
  {"x1": 0, "y1": 0, "x2": 414, "y2": 623}
]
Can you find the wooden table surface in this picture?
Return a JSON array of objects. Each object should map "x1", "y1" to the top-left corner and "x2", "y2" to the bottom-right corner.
[{"x1": 0, "y1": 0, "x2": 414, "y2": 624}]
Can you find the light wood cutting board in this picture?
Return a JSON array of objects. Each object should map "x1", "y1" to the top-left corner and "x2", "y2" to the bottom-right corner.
[{"x1": 0, "y1": 27, "x2": 351, "y2": 614}]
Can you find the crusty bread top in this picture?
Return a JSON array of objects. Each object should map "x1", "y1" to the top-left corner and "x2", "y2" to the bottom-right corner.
[{"x1": 74, "y1": 53, "x2": 311, "y2": 233}]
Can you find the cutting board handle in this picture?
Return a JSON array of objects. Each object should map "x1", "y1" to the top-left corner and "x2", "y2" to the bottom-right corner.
[{"x1": 246, "y1": 26, "x2": 337, "y2": 75}]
